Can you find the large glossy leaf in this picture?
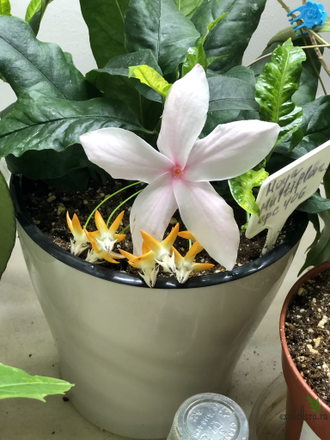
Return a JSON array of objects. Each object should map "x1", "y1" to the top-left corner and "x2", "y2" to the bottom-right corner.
[
  {"x1": 0, "y1": 91, "x2": 145, "y2": 158},
  {"x1": 174, "y1": 0, "x2": 203, "y2": 18},
  {"x1": 0, "y1": 171, "x2": 15, "y2": 279},
  {"x1": 125, "y1": 0, "x2": 199, "y2": 75},
  {"x1": 192, "y1": 0, "x2": 266, "y2": 73},
  {"x1": 0, "y1": 16, "x2": 89, "y2": 100},
  {"x1": 255, "y1": 39, "x2": 306, "y2": 146},
  {"x1": 300, "y1": 210, "x2": 330, "y2": 274},
  {"x1": 86, "y1": 50, "x2": 163, "y2": 122},
  {"x1": 0, "y1": 0, "x2": 11, "y2": 15},
  {"x1": 79, "y1": 0, "x2": 130, "y2": 68},
  {"x1": 202, "y1": 70, "x2": 258, "y2": 135},
  {"x1": 228, "y1": 168, "x2": 268, "y2": 218},
  {"x1": 298, "y1": 192, "x2": 330, "y2": 214},
  {"x1": 25, "y1": 0, "x2": 53, "y2": 35},
  {"x1": 208, "y1": 75, "x2": 258, "y2": 112},
  {"x1": 0, "y1": 364, "x2": 73, "y2": 401},
  {"x1": 5, "y1": 145, "x2": 90, "y2": 181}
]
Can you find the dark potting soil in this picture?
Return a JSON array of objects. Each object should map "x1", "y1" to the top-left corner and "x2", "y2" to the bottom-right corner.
[
  {"x1": 286, "y1": 268, "x2": 330, "y2": 406},
  {"x1": 22, "y1": 178, "x2": 292, "y2": 278}
]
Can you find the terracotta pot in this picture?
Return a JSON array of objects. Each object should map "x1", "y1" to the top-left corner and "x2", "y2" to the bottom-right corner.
[
  {"x1": 280, "y1": 262, "x2": 330, "y2": 440},
  {"x1": 11, "y1": 175, "x2": 308, "y2": 439}
]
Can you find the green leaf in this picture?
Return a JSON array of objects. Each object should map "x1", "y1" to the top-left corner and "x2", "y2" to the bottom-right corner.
[
  {"x1": 255, "y1": 39, "x2": 306, "y2": 146},
  {"x1": 0, "y1": 91, "x2": 145, "y2": 159},
  {"x1": 208, "y1": 75, "x2": 259, "y2": 112},
  {"x1": 298, "y1": 192, "x2": 330, "y2": 214},
  {"x1": 79, "y1": 0, "x2": 130, "y2": 68},
  {"x1": 0, "y1": 363, "x2": 73, "y2": 401},
  {"x1": 317, "y1": 17, "x2": 330, "y2": 32},
  {"x1": 0, "y1": 171, "x2": 15, "y2": 279},
  {"x1": 0, "y1": 16, "x2": 89, "y2": 100},
  {"x1": 129, "y1": 65, "x2": 171, "y2": 97},
  {"x1": 174, "y1": 0, "x2": 203, "y2": 18},
  {"x1": 300, "y1": 210, "x2": 330, "y2": 274},
  {"x1": 0, "y1": 0, "x2": 11, "y2": 16},
  {"x1": 182, "y1": 13, "x2": 227, "y2": 75},
  {"x1": 5, "y1": 145, "x2": 90, "y2": 181},
  {"x1": 267, "y1": 27, "x2": 298, "y2": 47},
  {"x1": 192, "y1": 0, "x2": 266, "y2": 74},
  {"x1": 125, "y1": 0, "x2": 200, "y2": 75},
  {"x1": 228, "y1": 168, "x2": 269, "y2": 217},
  {"x1": 307, "y1": 396, "x2": 321, "y2": 412},
  {"x1": 25, "y1": 0, "x2": 53, "y2": 35}
]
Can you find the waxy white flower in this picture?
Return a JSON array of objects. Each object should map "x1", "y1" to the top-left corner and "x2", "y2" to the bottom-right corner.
[{"x1": 80, "y1": 65, "x2": 280, "y2": 269}]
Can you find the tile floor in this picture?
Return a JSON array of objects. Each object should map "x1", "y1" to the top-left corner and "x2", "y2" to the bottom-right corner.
[{"x1": 0, "y1": 222, "x2": 315, "y2": 439}]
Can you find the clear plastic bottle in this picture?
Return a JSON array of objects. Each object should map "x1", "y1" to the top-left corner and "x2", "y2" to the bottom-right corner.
[{"x1": 167, "y1": 393, "x2": 249, "y2": 440}]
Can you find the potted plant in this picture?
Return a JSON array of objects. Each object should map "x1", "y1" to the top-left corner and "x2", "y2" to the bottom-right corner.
[
  {"x1": 1, "y1": 0, "x2": 330, "y2": 438},
  {"x1": 280, "y1": 262, "x2": 330, "y2": 440}
]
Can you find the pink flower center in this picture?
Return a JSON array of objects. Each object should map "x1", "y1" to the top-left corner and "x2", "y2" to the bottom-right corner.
[{"x1": 172, "y1": 166, "x2": 184, "y2": 179}]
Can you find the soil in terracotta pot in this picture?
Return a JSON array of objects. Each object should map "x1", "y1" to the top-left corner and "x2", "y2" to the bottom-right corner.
[
  {"x1": 286, "y1": 268, "x2": 330, "y2": 405},
  {"x1": 22, "y1": 178, "x2": 293, "y2": 278}
]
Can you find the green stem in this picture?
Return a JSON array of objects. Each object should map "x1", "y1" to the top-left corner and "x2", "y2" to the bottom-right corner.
[
  {"x1": 106, "y1": 190, "x2": 143, "y2": 226},
  {"x1": 84, "y1": 181, "x2": 142, "y2": 228}
]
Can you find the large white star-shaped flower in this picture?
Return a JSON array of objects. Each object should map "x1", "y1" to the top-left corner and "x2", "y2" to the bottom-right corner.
[{"x1": 80, "y1": 65, "x2": 280, "y2": 269}]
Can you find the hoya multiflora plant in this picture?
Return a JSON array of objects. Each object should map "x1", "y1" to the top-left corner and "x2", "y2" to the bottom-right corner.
[{"x1": 0, "y1": 0, "x2": 330, "y2": 283}]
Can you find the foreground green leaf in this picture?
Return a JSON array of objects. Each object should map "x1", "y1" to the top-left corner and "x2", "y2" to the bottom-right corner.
[
  {"x1": 25, "y1": 0, "x2": 53, "y2": 35},
  {"x1": 300, "y1": 210, "x2": 330, "y2": 274},
  {"x1": 129, "y1": 65, "x2": 171, "y2": 97},
  {"x1": 0, "y1": 92, "x2": 145, "y2": 158},
  {"x1": 79, "y1": 0, "x2": 130, "y2": 68},
  {"x1": 0, "y1": 16, "x2": 89, "y2": 100},
  {"x1": 0, "y1": 363, "x2": 73, "y2": 401},
  {"x1": 228, "y1": 168, "x2": 268, "y2": 218},
  {"x1": 0, "y1": 0, "x2": 11, "y2": 16},
  {"x1": 174, "y1": 0, "x2": 203, "y2": 18},
  {"x1": 192, "y1": 0, "x2": 266, "y2": 73},
  {"x1": 255, "y1": 39, "x2": 306, "y2": 147},
  {"x1": 0, "y1": 171, "x2": 15, "y2": 279},
  {"x1": 125, "y1": 0, "x2": 199, "y2": 75}
]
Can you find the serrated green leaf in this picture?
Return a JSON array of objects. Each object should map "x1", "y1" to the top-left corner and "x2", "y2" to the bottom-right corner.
[
  {"x1": 0, "y1": 0, "x2": 11, "y2": 16},
  {"x1": 25, "y1": 0, "x2": 53, "y2": 35},
  {"x1": 125, "y1": 0, "x2": 199, "y2": 75},
  {"x1": 0, "y1": 171, "x2": 15, "y2": 279},
  {"x1": 129, "y1": 65, "x2": 171, "y2": 97},
  {"x1": 174, "y1": 0, "x2": 203, "y2": 18},
  {"x1": 0, "y1": 16, "x2": 89, "y2": 100},
  {"x1": 228, "y1": 168, "x2": 269, "y2": 217},
  {"x1": 255, "y1": 39, "x2": 306, "y2": 147},
  {"x1": 79, "y1": 0, "x2": 130, "y2": 68},
  {"x1": 192, "y1": 0, "x2": 266, "y2": 74},
  {"x1": 0, "y1": 91, "x2": 146, "y2": 159},
  {"x1": 0, "y1": 363, "x2": 73, "y2": 401}
]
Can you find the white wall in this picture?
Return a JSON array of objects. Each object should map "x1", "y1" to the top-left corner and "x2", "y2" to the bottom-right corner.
[{"x1": 0, "y1": 0, "x2": 329, "y2": 110}]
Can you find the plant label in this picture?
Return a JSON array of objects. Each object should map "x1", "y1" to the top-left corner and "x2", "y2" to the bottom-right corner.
[
  {"x1": 299, "y1": 421, "x2": 321, "y2": 440},
  {"x1": 246, "y1": 140, "x2": 330, "y2": 253}
]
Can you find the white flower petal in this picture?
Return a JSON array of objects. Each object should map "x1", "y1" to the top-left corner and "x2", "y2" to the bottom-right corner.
[
  {"x1": 173, "y1": 179, "x2": 239, "y2": 269},
  {"x1": 130, "y1": 173, "x2": 178, "y2": 255},
  {"x1": 185, "y1": 120, "x2": 280, "y2": 181},
  {"x1": 157, "y1": 64, "x2": 209, "y2": 168},
  {"x1": 80, "y1": 127, "x2": 173, "y2": 183}
]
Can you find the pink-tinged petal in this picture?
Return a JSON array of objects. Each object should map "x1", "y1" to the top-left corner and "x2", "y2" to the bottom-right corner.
[
  {"x1": 173, "y1": 179, "x2": 239, "y2": 269},
  {"x1": 185, "y1": 120, "x2": 280, "y2": 182},
  {"x1": 130, "y1": 173, "x2": 178, "y2": 255},
  {"x1": 80, "y1": 128, "x2": 173, "y2": 183},
  {"x1": 157, "y1": 64, "x2": 209, "y2": 168}
]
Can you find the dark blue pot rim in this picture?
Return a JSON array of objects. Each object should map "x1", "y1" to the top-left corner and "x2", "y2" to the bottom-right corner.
[{"x1": 10, "y1": 175, "x2": 309, "y2": 289}]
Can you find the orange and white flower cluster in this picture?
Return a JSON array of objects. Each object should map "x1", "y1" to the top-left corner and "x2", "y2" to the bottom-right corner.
[{"x1": 67, "y1": 210, "x2": 214, "y2": 288}]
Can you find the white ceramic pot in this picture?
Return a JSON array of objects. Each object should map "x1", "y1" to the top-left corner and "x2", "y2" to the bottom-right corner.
[{"x1": 11, "y1": 176, "x2": 308, "y2": 439}]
